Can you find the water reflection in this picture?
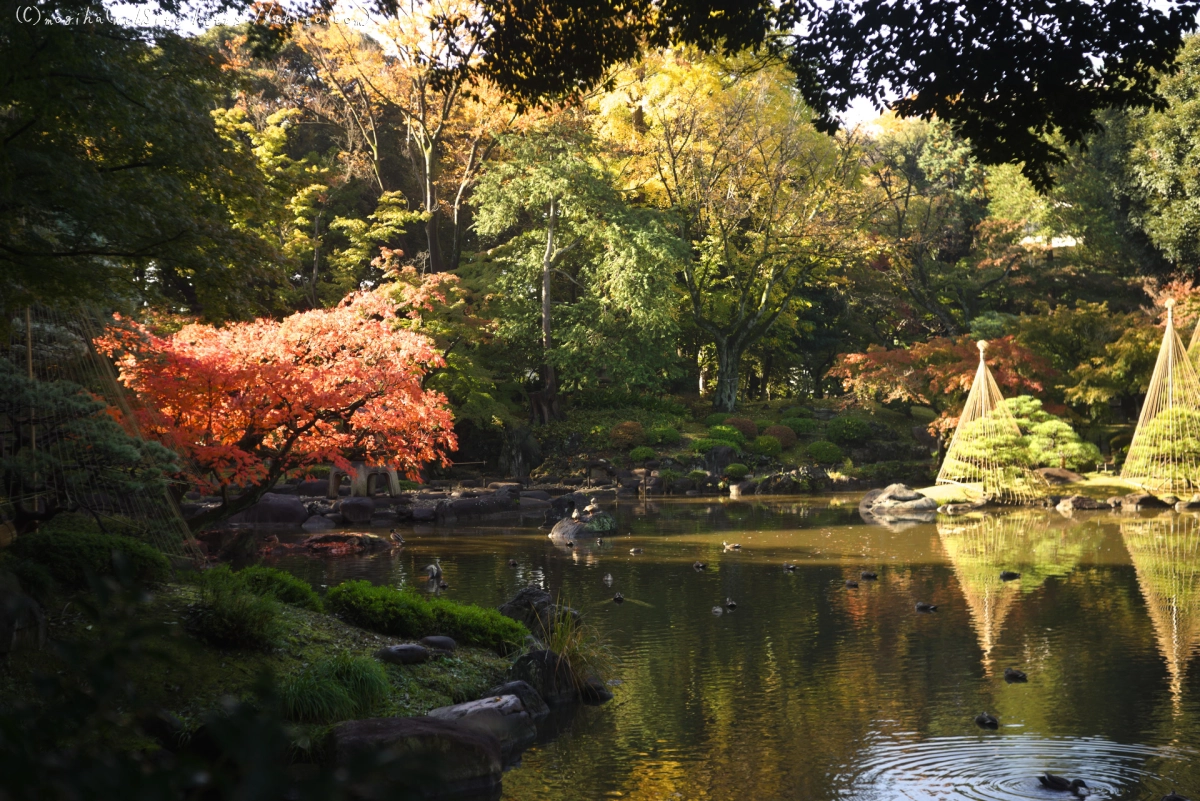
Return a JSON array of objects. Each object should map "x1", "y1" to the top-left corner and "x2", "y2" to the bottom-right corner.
[
  {"x1": 258, "y1": 499, "x2": 1200, "y2": 800},
  {"x1": 1121, "y1": 514, "x2": 1200, "y2": 712}
]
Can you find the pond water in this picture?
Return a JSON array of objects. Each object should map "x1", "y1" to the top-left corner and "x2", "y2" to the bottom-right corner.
[{"x1": 267, "y1": 496, "x2": 1200, "y2": 801}]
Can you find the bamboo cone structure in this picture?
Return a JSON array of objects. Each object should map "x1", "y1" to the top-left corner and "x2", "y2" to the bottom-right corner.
[
  {"x1": 1121, "y1": 514, "x2": 1200, "y2": 714},
  {"x1": 936, "y1": 340, "x2": 1042, "y2": 503},
  {"x1": 1121, "y1": 300, "x2": 1200, "y2": 495}
]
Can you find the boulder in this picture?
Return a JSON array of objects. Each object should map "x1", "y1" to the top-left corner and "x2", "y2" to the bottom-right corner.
[
  {"x1": 671, "y1": 478, "x2": 694, "y2": 494},
  {"x1": 497, "y1": 586, "x2": 558, "y2": 636},
  {"x1": 1106, "y1": 496, "x2": 1126, "y2": 509},
  {"x1": 303, "y1": 532, "x2": 388, "y2": 554},
  {"x1": 227, "y1": 493, "x2": 310, "y2": 527},
  {"x1": 484, "y1": 680, "x2": 549, "y2": 721},
  {"x1": 421, "y1": 635, "x2": 457, "y2": 653},
  {"x1": 297, "y1": 479, "x2": 330, "y2": 496},
  {"x1": 427, "y1": 695, "x2": 537, "y2": 760},
  {"x1": 873, "y1": 483, "x2": 924, "y2": 504},
  {"x1": 370, "y1": 513, "x2": 399, "y2": 527},
  {"x1": 580, "y1": 677, "x2": 614, "y2": 705},
  {"x1": 520, "y1": 490, "x2": 551, "y2": 501},
  {"x1": 1122, "y1": 493, "x2": 1172, "y2": 510},
  {"x1": 301, "y1": 514, "x2": 338, "y2": 533},
  {"x1": 411, "y1": 506, "x2": 437, "y2": 522},
  {"x1": 339, "y1": 497, "x2": 375, "y2": 524},
  {"x1": 376, "y1": 644, "x2": 432, "y2": 665},
  {"x1": 332, "y1": 716, "x2": 502, "y2": 799},
  {"x1": 729, "y1": 480, "x2": 758, "y2": 499},
  {"x1": 1056, "y1": 494, "x2": 1110, "y2": 512},
  {"x1": 705, "y1": 445, "x2": 738, "y2": 475},
  {"x1": 508, "y1": 650, "x2": 580, "y2": 707},
  {"x1": 1036, "y1": 467, "x2": 1085, "y2": 485},
  {"x1": 519, "y1": 496, "x2": 551, "y2": 510}
]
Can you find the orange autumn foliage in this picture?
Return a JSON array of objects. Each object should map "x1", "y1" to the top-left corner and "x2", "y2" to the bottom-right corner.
[{"x1": 96, "y1": 290, "x2": 457, "y2": 496}]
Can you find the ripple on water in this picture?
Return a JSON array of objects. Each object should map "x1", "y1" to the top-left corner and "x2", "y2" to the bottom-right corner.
[{"x1": 834, "y1": 734, "x2": 1199, "y2": 801}]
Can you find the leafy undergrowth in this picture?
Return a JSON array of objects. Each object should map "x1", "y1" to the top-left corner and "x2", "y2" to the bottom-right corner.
[{"x1": 0, "y1": 582, "x2": 511, "y2": 732}]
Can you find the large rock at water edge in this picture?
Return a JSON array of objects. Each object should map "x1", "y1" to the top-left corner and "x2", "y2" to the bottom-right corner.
[
  {"x1": 497, "y1": 586, "x2": 557, "y2": 635},
  {"x1": 228, "y1": 493, "x2": 310, "y2": 527},
  {"x1": 301, "y1": 514, "x2": 338, "y2": 532},
  {"x1": 1036, "y1": 467, "x2": 1085, "y2": 485},
  {"x1": 338, "y1": 497, "x2": 375, "y2": 524},
  {"x1": 508, "y1": 649, "x2": 580, "y2": 707},
  {"x1": 332, "y1": 716, "x2": 502, "y2": 799},
  {"x1": 427, "y1": 694, "x2": 537, "y2": 759},
  {"x1": 484, "y1": 681, "x2": 549, "y2": 721},
  {"x1": 1122, "y1": 493, "x2": 1172, "y2": 510},
  {"x1": 1056, "y1": 494, "x2": 1110, "y2": 512}
]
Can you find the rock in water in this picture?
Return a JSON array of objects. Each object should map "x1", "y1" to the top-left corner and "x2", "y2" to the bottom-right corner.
[
  {"x1": 508, "y1": 650, "x2": 580, "y2": 707},
  {"x1": 333, "y1": 717, "x2": 502, "y2": 798},
  {"x1": 427, "y1": 694, "x2": 537, "y2": 760}
]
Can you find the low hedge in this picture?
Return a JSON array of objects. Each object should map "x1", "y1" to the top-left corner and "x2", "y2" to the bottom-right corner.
[
  {"x1": 629, "y1": 445, "x2": 657, "y2": 461},
  {"x1": 782, "y1": 417, "x2": 819, "y2": 436},
  {"x1": 187, "y1": 566, "x2": 283, "y2": 650},
  {"x1": 750, "y1": 434, "x2": 782, "y2": 456},
  {"x1": 646, "y1": 426, "x2": 682, "y2": 445},
  {"x1": 326, "y1": 580, "x2": 527, "y2": 653},
  {"x1": 9, "y1": 528, "x2": 171, "y2": 590},
  {"x1": 703, "y1": 413, "x2": 730, "y2": 426},
  {"x1": 707, "y1": 425, "x2": 746, "y2": 445},
  {"x1": 609, "y1": 421, "x2": 646, "y2": 449},
  {"x1": 238, "y1": 566, "x2": 324, "y2": 612},
  {"x1": 692, "y1": 437, "x2": 739, "y2": 454},
  {"x1": 807, "y1": 440, "x2": 844, "y2": 464},
  {"x1": 762, "y1": 424, "x2": 798, "y2": 449},
  {"x1": 724, "y1": 463, "x2": 750, "y2": 480},
  {"x1": 827, "y1": 416, "x2": 872, "y2": 445},
  {"x1": 724, "y1": 417, "x2": 758, "y2": 438}
]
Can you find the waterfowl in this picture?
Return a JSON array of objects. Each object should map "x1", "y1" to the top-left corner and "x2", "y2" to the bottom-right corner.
[
  {"x1": 507, "y1": 559, "x2": 519, "y2": 567},
  {"x1": 613, "y1": 592, "x2": 624, "y2": 604},
  {"x1": 389, "y1": 528, "x2": 405, "y2": 545},
  {"x1": 438, "y1": 580, "x2": 449, "y2": 590},
  {"x1": 630, "y1": 547, "x2": 643, "y2": 554},
  {"x1": 603, "y1": 573, "x2": 614, "y2": 585},
  {"x1": 784, "y1": 563, "x2": 798, "y2": 572},
  {"x1": 723, "y1": 541, "x2": 741, "y2": 551},
  {"x1": 975, "y1": 712, "x2": 999, "y2": 729},
  {"x1": 860, "y1": 571, "x2": 878, "y2": 580},
  {"x1": 712, "y1": 606, "x2": 723, "y2": 615},
  {"x1": 566, "y1": 540, "x2": 575, "y2": 547},
  {"x1": 1000, "y1": 570, "x2": 1021, "y2": 581},
  {"x1": 1163, "y1": 792, "x2": 1192, "y2": 801},
  {"x1": 845, "y1": 579, "x2": 859, "y2": 589},
  {"x1": 1038, "y1": 775, "x2": 1088, "y2": 794},
  {"x1": 693, "y1": 561, "x2": 707, "y2": 571},
  {"x1": 596, "y1": 538, "x2": 604, "y2": 545},
  {"x1": 423, "y1": 558, "x2": 443, "y2": 580},
  {"x1": 725, "y1": 597, "x2": 737, "y2": 610},
  {"x1": 262, "y1": 534, "x2": 280, "y2": 545},
  {"x1": 915, "y1": 601, "x2": 937, "y2": 612},
  {"x1": 1004, "y1": 667, "x2": 1028, "y2": 683}
]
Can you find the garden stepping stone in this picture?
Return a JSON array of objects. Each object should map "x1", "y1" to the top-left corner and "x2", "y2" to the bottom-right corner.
[
  {"x1": 375, "y1": 644, "x2": 431, "y2": 665},
  {"x1": 421, "y1": 635, "x2": 457, "y2": 652}
]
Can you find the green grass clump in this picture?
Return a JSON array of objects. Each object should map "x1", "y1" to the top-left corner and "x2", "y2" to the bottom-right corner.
[
  {"x1": 658, "y1": 469, "x2": 684, "y2": 485},
  {"x1": 750, "y1": 434, "x2": 782, "y2": 456},
  {"x1": 646, "y1": 426, "x2": 682, "y2": 445},
  {"x1": 187, "y1": 566, "x2": 283, "y2": 650},
  {"x1": 707, "y1": 425, "x2": 746, "y2": 445},
  {"x1": 781, "y1": 417, "x2": 819, "y2": 435},
  {"x1": 238, "y1": 566, "x2": 324, "y2": 612},
  {"x1": 724, "y1": 463, "x2": 750, "y2": 480},
  {"x1": 280, "y1": 653, "x2": 390, "y2": 723},
  {"x1": 326, "y1": 580, "x2": 526, "y2": 653},
  {"x1": 629, "y1": 445, "x2": 657, "y2": 462},
  {"x1": 8, "y1": 527, "x2": 170, "y2": 590},
  {"x1": 703, "y1": 412, "x2": 730, "y2": 426},
  {"x1": 538, "y1": 604, "x2": 618, "y2": 692},
  {"x1": 806, "y1": 440, "x2": 844, "y2": 464}
]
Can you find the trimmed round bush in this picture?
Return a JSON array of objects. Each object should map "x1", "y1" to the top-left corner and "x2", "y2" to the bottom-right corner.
[
  {"x1": 783, "y1": 406, "x2": 814, "y2": 418},
  {"x1": 724, "y1": 417, "x2": 758, "y2": 438},
  {"x1": 750, "y1": 435, "x2": 782, "y2": 456},
  {"x1": 762, "y1": 424, "x2": 797, "y2": 449},
  {"x1": 238, "y1": 565, "x2": 323, "y2": 612},
  {"x1": 807, "y1": 440, "x2": 844, "y2": 464},
  {"x1": 9, "y1": 529, "x2": 170, "y2": 590},
  {"x1": 703, "y1": 413, "x2": 730, "y2": 426},
  {"x1": 707, "y1": 425, "x2": 745, "y2": 445},
  {"x1": 609, "y1": 421, "x2": 646, "y2": 449},
  {"x1": 724, "y1": 463, "x2": 750, "y2": 480},
  {"x1": 646, "y1": 426, "x2": 682, "y2": 445},
  {"x1": 629, "y1": 445, "x2": 656, "y2": 462},
  {"x1": 187, "y1": 566, "x2": 283, "y2": 650},
  {"x1": 688, "y1": 470, "x2": 710, "y2": 481},
  {"x1": 658, "y1": 469, "x2": 684, "y2": 485},
  {"x1": 826, "y1": 416, "x2": 872, "y2": 446},
  {"x1": 781, "y1": 417, "x2": 819, "y2": 436},
  {"x1": 754, "y1": 419, "x2": 773, "y2": 433},
  {"x1": 692, "y1": 437, "x2": 737, "y2": 454}
]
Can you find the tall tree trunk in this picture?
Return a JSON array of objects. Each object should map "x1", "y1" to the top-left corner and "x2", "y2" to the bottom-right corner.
[
  {"x1": 424, "y1": 148, "x2": 444, "y2": 272},
  {"x1": 712, "y1": 340, "x2": 740, "y2": 412},
  {"x1": 530, "y1": 196, "x2": 562, "y2": 423}
]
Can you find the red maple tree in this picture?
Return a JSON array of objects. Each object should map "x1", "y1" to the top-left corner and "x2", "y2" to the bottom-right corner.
[
  {"x1": 97, "y1": 288, "x2": 457, "y2": 529},
  {"x1": 830, "y1": 335, "x2": 1058, "y2": 435}
]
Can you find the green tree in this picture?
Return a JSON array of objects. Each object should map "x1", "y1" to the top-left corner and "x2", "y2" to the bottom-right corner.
[{"x1": 1004, "y1": 396, "x2": 1102, "y2": 470}]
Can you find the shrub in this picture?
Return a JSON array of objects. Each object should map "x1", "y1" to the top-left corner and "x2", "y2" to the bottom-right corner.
[
  {"x1": 781, "y1": 417, "x2": 818, "y2": 435},
  {"x1": 783, "y1": 406, "x2": 814, "y2": 418},
  {"x1": 807, "y1": 440, "x2": 844, "y2": 464},
  {"x1": 707, "y1": 425, "x2": 746, "y2": 445},
  {"x1": 238, "y1": 566, "x2": 323, "y2": 612},
  {"x1": 280, "y1": 653, "x2": 390, "y2": 723},
  {"x1": 646, "y1": 426, "x2": 682, "y2": 445},
  {"x1": 692, "y1": 437, "x2": 736, "y2": 454},
  {"x1": 750, "y1": 435, "x2": 782, "y2": 457},
  {"x1": 539, "y1": 604, "x2": 617, "y2": 691},
  {"x1": 762, "y1": 424, "x2": 797, "y2": 449},
  {"x1": 724, "y1": 417, "x2": 758, "y2": 438},
  {"x1": 9, "y1": 528, "x2": 170, "y2": 590},
  {"x1": 187, "y1": 566, "x2": 283, "y2": 650},
  {"x1": 629, "y1": 446, "x2": 656, "y2": 462},
  {"x1": 703, "y1": 412, "x2": 730, "y2": 426},
  {"x1": 0, "y1": 557, "x2": 55, "y2": 604},
  {"x1": 304, "y1": 465, "x2": 332, "y2": 478},
  {"x1": 326, "y1": 580, "x2": 526, "y2": 653},
  {"x1": 658, "y1": 469, "x2": 684, "y2": 485},
  {"x1": 688, "y1": 470, "x2": 710, "y2": 481},
  {"x1": 826, "y1": 416, "x2": 872, "y2": 446},
  {"x1": 724, "y1": 463, "x2": 750, "y2": 480},
  {"x1": 754, "y1": 419, "x2": 773, "y2": 433},
  {"x1": 609, "y1": 421, "x2": 646, "y2": 449}
]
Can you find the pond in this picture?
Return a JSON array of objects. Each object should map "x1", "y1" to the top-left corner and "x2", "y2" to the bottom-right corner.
[{"x1": 267, "y1": 496, "x2": 1200, "y2": 801}]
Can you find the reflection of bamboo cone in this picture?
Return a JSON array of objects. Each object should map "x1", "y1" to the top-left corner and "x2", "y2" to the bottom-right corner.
[{"x1": 1121, "y1": 514, "x2": 1200, "y2": 715}]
